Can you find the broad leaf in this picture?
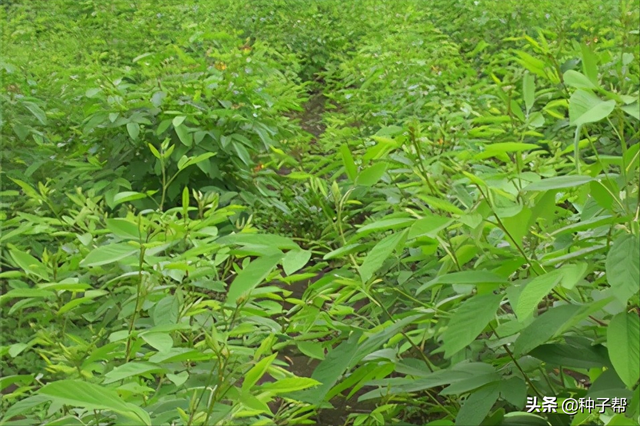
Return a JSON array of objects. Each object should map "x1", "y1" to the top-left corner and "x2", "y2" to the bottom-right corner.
[
  {"x1": 359, "y1": 230, "x2": 407, "y2": 283},
  {"x1": 80, "y1": 243, "x2": 138, "y2": 268},
  {"x1": 455, "y1": 382, "x2": 500, "y2": 426},
  {"x1": 38, "y1": 380, "x2": 151, "y2": 425},
  {"x1": 514, "y1": 270, "x2": 563, "y2": 322},
  {"x1": 607, "y1": 313, "x2": 640, "y2": 389},
  {"x1": 293, "y1": 331, "x2": 362, "y2": 404},
  {"x1": 355, "y1": 162, "x2": 387, "y2": 186},
  {"x1": 522, "y1": 73, "x2": 535, "y2": 112},
  {"x1": 340, "y1": 144, "x2": 358, "y2": 181},
  {"x1": 514, "y1": 304, "x2": 581, "y2": 356},
  {"x1": 441, "y1": 293, "x2": 504, "y2": 358},
  {"x1": 226, "y1": 254, "x2": 283, "y2": 303},
  {"x1": 103, "y1": 362, "x2": 166, "y2": 384},
  {"x1": 563, "y1": 70, "x2": 598, "y2": 89},
  {"x1": 569, "y1": 89, "x2": 615, "y2": 126},
  {"x1": 606, "y1": 234, "x2": 640, "y2": 305},
  {"x1": 524, "y1": 176, "x2": 594, "y2": 191},
  {"x1": 9, "y1": 248, "x2": 49, "y2": 280},
  {"x1": 282, "y1": 249, "x2": 311, "y2": 276}
]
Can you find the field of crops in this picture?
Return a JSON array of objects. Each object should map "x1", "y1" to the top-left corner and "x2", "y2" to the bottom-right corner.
[{"x1": 1, "y1": 1, "x2": 639, "y2": 425}]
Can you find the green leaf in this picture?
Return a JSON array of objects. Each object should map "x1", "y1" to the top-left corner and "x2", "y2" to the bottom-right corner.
[
  {"x1": 523, "y1": 175, "x2": 594, "y2": 191},
  {"x1": 455, "y1": 383, "x2": 500, "y2": 426},
  {"x1": 240, "y1": 391, "x2": 271, "y2": 413},
  {"x1": 105, "y1": 218, "x2": 141, "y2": 240},
  {"x1": 606, "y1": 234, "x2": 640, "y2": 305},
  {"x1": 357, "y1": 314, "x2": 427, "y2": 360},
  {"x1": 282, "y1": 249, "x2": 311, "y2": 276},
  {"x1": 172, "y1": 116, "x2": 186, "y2": 127},
  {"x1": 502, "y1": 412, "x2": 551, "y2": 426},
  {"x1": 175, "y1": 124, "x2": 192, "y2": 146},
  {"x1": 80, "y1": 243, "x2": 138, "y2": 268},
  {"x1": 529, "y1": 343, "x2": 610, "y2": 369},
  {"x1": 9, "y1": 248, "x2": 49, "y2": 280},
  {"x1": 226, "y1": 254, "x2": 283, "y2": 303},
  {"x1": 166, "y1": 371, "x2": 189, "y2": 387},
  {"x1": 103, "y1": 362, "x2": 166, "y2": 384},
  {"x1": 153, "y1": 295, "x2": 179, "y2": 326},
  {"x1": 217, "y1": 234, "x2": 300, "y2": 250},
  {"x1": 621, "y1": 102, "x2": 640, "y2": 121},
  {"x1": 357, "y1": 217, "x2": 415, "y2": 235},
  {"x1": 293, "y1": 331, "x2": 362, "y2": 404},
  {"x1": 38, "y1": 380, "x2": 151, "y2": 425},
  {"x1": 178, "y1": 152, "x2": 217, "y2": 171},
  {"x1": 417, "y1": 271, "x2": 507, "y2": 295},
  {"x1": 0, "y1": 375, "x2": 33, "y2": 392},
  {"x1": 475, "y1": 143, "x2": 540, "y2": 160},
  {"x1": 522, "y1": 73, "x2": 535, "y2": 112},
  {"x1": 441, "y1": 293, "x2": 504, "y2": 358},
  {"x1": 359, "y1": 230, "x2": 407, "y2": 283},
  {"x1": 297, "y1": 341, "x2": 325, "y2": 360},
  {"x1": 141, "y1": 333, "x2": 173, "y2": 353},
  {"x1": 340, "y1": 144, "x2": 358, "y2": 181},
  {"x1": 323, "y1": 243, "x2": 366, "y2": 260},
  {"x1": 408, "y1": 215, "x2": 453, "y2": 239},
  {"x1": 126, "y1": 122, "x2": 140, "y2": 140},
  {"x1": 22, "y1": 101, "x2": 47, "y2": 125},
  {"x1": 355, "y1": 162, "x2": 387, "y2": 186},
  {"x1": 563, "y1": 70, "x2": 598, "y2": 89},
  {"x1": 0, "y1": 395, "x2": 49, "y2": 423},
  {"x1": 515, "y1": 270, "x2": 563, "y2": 322},
  {"x1": 242, "y1": 353, "x2": 277, "y2": 392},
  {"x1": 260, "y1": 377, "x2": 321, "y2": 394},
  {"x1": 569, "y1": 89, "x2": 615, "y2": 126},
  {"x1": 112, "y1": 191, "x2": 147, "y2": 206},
  {"x1": 499, "y1": 377, "x2": 527, "y2": 409},
  {"x1": 514, "y1": 304, "x2": 581, "y2": 356},
  {"x1": 607, "y1": 313, "x2": 640, "y2": 389},
  {"x1": 580, "y1": 43, "x2": 599, "y2": 85}
]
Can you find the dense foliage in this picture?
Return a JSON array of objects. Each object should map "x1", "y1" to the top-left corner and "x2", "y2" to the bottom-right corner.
[{"x1": 1, "y1": 1, "x2": 639, "y2": 425}]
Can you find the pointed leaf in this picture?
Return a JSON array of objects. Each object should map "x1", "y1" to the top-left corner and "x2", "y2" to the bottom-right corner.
[
  {"x1": 359, "y1": 230, "x2": 407, "y2": 283},
  {"x1": 293, "y1": 331, "x2": 362, "y2": 404},
  {"x1": 514, "y1": 304, "x2": 581, "y2": 356},
  {"x1": 355, "y1": 162, "x2": 387, "y2": 187},
  {"x1": 141, "y1": 333, "x2": 173, "y2": 353},
  {"x1": 523, "y1": 73, "x2": 535, "y2": 112},
  {"x1": 126, "y1": 122, "x2": 140, "y2": 140},
  {"x1": 175, "y1": 124, "x2": 192, "y2": 146},
  {"x1": 515, "y1": 270, "x2": 563, "y2": 322},
  {"x1": 22, "y1": 101, "x2": 47, "y2": 125},
  {"x1": 226, "y1": 254, "x2": 283, "y2": 303},
  {"x1": 607, "y1": 312, "x2": 640, "y2": 389},
  {"x1": 282, "y1": 249, "x2": 311, "y2": 276},
  {"x1": 606, "y1": 234, "x2": 640, "y2": 305},
  {"x1": 621, "y1": 102, "x2": 639, "y2": 121},
  {"x1": 580, "y1": 44, "x2": 599, "y2": 85},
  {"x1": 455, "y1": 383, "x2": 500, "y2": 426},
  {"x1": 103, "y1": 362, "x2": 166, "y2": 384},
  {"x1": 569, "y1": 89, "x2": 615, "y2": 126},
  {"x1": 80, "y1": 243, "x2": 138, "y2": 268},
  {"x1": 340, "y1": 144, "x2": 357, "y2": 181},
  {"x1": 9, "y1": 248, "x2": 49, "y2": 280},
  {"x1": 523, "y1": 175, "x2": 593, "y2": 191},
  {"x1": 38, "y1": 380, "x2": 151, "y2": 425},
  {"x1": 563, "y1": 70, "x2": 598, "y2": 89},
  {"x1": 441, "y1": 293, "x2": 504, "y2": 358}
]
